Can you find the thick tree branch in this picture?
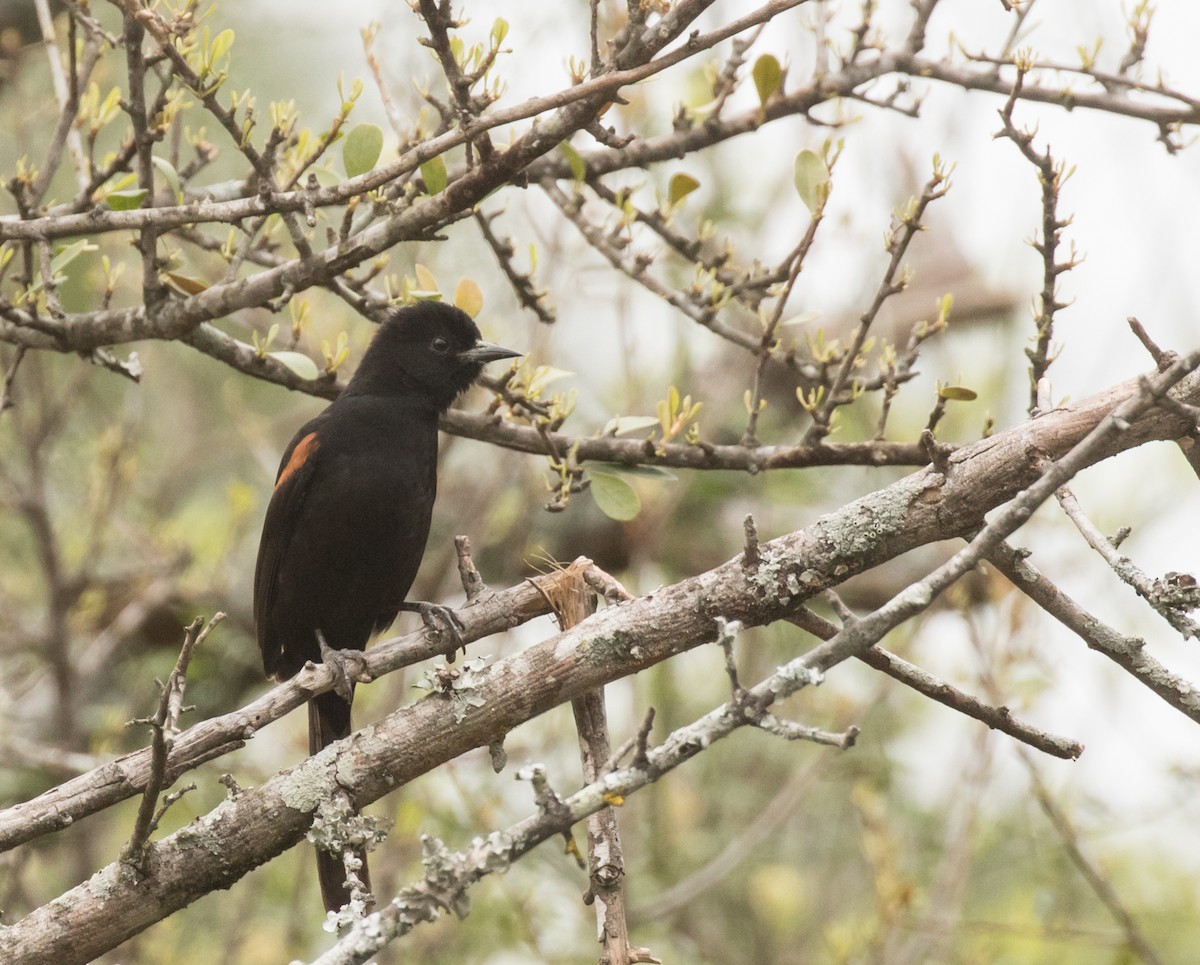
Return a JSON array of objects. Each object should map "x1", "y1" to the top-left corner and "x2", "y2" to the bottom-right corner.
[{"x1": 4, "y1": 359, "x2": 1200, "y2": 961}]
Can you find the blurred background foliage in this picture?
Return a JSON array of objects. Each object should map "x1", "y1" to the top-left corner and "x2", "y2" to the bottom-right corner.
[{"x1": 2, "y1": 1, "x2": 1200, "y2": 962}]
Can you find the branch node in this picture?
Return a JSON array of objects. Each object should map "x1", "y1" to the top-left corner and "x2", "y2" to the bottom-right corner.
[
  {"x1": 632, "y1": 707, "x2": 656, "y2": 771},
  {"x1": 488, "y1": 738, "x2": 508, "y2": 773},
  {"x1": 741, "y1": 513, "x2": 760, "y2": 568},
  {"x1": 1128, "y1": 316, "x2": 1174, "y2": 370},
  {"x1": 919, "y1": 428, "x2": 954, "y2": 475},
  {"x1": 454, "y1": 534, "x2": 488, "y2": 602},
  {"x1": 583, "y1": 561, "x2": 635, "y2": 604}
]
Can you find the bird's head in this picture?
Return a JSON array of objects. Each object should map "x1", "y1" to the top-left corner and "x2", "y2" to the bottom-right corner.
[{"x1": 346, "y1": 301, "x2": 522, "y2": 409}]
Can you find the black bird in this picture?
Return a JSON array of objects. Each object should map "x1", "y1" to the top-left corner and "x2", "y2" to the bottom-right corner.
[{"x1": 253, "y1": 301, "x2": 520, "y2": 912}]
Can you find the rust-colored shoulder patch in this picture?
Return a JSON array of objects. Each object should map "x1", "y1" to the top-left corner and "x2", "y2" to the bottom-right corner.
[{"x1": 275, "y1": 431, "x2": 319, "y2": 491}]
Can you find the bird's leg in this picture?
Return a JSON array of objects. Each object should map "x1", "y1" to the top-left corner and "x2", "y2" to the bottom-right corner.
[
  {"x1": 316, "y1": 629, "x2": 365, "y2": 701},
  {"x1": 400, "y1": 601, "x2": 466, "y2": 659}
]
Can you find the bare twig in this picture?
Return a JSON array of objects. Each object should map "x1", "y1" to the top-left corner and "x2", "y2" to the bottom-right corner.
[
  {"x1": 474, "y1": 208, "x2": 555, "y2": 324},
  {"x1": 743, "y1": 176, "x2": 830, "y2": 444},
  {"x1": 1055, "y1": 485, "x2": 1200, "y2": 639},
  {"x1": 0, "y1": 346, "x2": 28, "y2": 413},
  {"x1": 123, "y1": 612, "x2": 225, "y2": 859},
  {"x1": 790, "y1": 605, "x2": 1082, "y2": 758},
  {"x1": 32, "y1": 0, "x2": 92, "y2": 200},
  {"x1": 986, "y1": 540, "x2": 1200, "y2": 724},
  {"x1": 543, "y1": 559, "x2": 640, "y2": 965},
  {"x1": 630, "y1": 759, "x2": 824, "y2": 922},
  {"x1": 454, "y1": 535, "x2": 488, "y2": 603},
  {"x1": 995, "y1": 70, "x2": 1081, "y2": 413},
  {"x1": 1018, "y1": 748, "x2": 1165, "y2": 964}
]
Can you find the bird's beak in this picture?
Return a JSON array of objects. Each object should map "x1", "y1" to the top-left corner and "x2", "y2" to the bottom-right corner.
[{"x1": 459, "y1": 340, "x2": 523, "y2": 365}]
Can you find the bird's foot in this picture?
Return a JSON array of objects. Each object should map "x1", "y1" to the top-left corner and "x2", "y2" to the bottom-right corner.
[
  {"x1": 316, "y1": 630, "x2": 366, "y2": 701},
  {"x1": 403, "y1": 601, "x2": 466, "y2": 659}
]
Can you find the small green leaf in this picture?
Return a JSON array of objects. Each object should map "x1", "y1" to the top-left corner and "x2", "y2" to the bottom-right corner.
[
  {"x1": 420, "y1": 155, "x2": 447, "y2": 195},
  {"x1": 454, "y1": 278, "x2": 484, "y2": 318},
  {"x1": 589, "y1": 471, "x2": 641, "y2": 521},
  {"x1": 752, "y1": 54, "x2": 783, "y2": 107},
  {"x1": 602, "y1": 415, "x2": 661, "y2": 437},
  {"x1": 490, "y1": 17, "x2": 509, "y2": 46},
  {"x1": 152, "y1": 156, "x2": 183, "y2": 204},
  {"x1": 592, "y1": 461, "x2": 677, "y2": 481},
  {"x1": 938, "y1": 385, "x2": 978, "y2": 401},
  {"x1": 208, "y1": 28, "x2": 235, "y2": 65},
  {"x1": 667, "y1": 172, "x2": 700, "y2": 207},
  {"x1": 50, "y1": 239, "x2": 97, "y2": 274},
  {"x1": 793, "y1": 149, "x2": 830, "y2": 213},
  {"x1": 105, "y1": 189, "x2": 148, "y2": 210},
  {"x1": 343, "y1": 122, "x2": 384, "y2": 178},
  {"x1": 270, "y1": 351, "x2": 320, "y2": 380},
  {"x1": 559, "y1": 141, "x2": 586, "y2": 181},
  {"x1": 106, "y1": 171, "x2": 138, "y2": 194}
]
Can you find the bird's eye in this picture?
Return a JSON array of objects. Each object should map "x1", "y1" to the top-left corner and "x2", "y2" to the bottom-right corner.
[{"x1": 430, "y1": 337, "x2": 450, "y2": 354}]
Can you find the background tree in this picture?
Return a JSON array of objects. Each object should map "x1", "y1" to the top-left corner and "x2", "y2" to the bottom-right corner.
[{"x1": 2, "y1": 1, "x2": 1200, "y2": 962}]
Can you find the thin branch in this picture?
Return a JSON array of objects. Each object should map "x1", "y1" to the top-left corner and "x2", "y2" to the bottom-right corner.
[
  {"x1": 31, "y1": 0, "x2": 92, "y2": 201},
  {"x1": 0, "y1": 346, "x2": 29, "y2": 414},
  {"x1": 803, "y1": 161, "x2": 951, "y2": 443},
  {"x1": 307, "y1": 621, "x2": 863, "y2": 965},
  {"x1": 541, "y1": 561, "x2": 640, "y2": 965},
  {"x1": 1018, "y1": 748, "x2": 1165, "y2": 965},
  {"x1": 744, "y1": 180, "x2": 830, "y2": 444},
  {"x1": 474, "y1": 208, "x2": 555, "y2": 324},
  {"x1": 986, "y1": 540, "x2": 1200, "y2": 724},
  {"x1": 123, "y1": 612, "x2": 224, "y2": 858},
  {"x1": 788, "y1": 607, "x2": 1083, "y2": 759},
  {"x1": 0, "y1": 0, "x2": 811, "y2": 243},
  {"x1": 0, "y1": 564, "x2": 572, "y2": 853},
  {"x1": 995, "y1": 70, "x2": 1080, "y2": 413},
  {"x1": 1055, "y1": 485, "x2": 1200, "y2": 639}
]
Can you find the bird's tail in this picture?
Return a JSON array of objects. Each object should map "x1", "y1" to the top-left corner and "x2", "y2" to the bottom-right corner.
[{"x1": 308, "y1": 690, "x2": 372, "y2": 914}]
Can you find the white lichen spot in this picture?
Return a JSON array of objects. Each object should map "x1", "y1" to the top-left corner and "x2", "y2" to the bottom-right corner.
[
  {"x1": 414, "y1": 656, "x2": 491, "y2": 723},
  {"x1": 778, "y1": 662, "x2": 825, "y2": 690}
]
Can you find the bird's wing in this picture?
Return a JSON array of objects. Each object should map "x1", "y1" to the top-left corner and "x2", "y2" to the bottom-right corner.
[{"x1": 253, "y1": 417, "x2": 324, "y2": 678}]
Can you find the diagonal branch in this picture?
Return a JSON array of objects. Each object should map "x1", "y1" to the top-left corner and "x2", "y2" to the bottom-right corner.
[{"x1": 5, "y1": 359, "x2": 1200, "y2": 962}]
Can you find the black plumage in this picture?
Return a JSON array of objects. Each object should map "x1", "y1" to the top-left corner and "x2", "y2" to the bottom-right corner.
[{"x1": 253, "y1": 301, "x2": 519, "y2": 912}]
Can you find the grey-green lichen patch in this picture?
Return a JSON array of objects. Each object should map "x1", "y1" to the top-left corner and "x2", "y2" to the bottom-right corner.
[
  {"x1": 85, "y1": 866, "x2": 117, "y2": 901},
  {"x1": 308, "y1": 795, "x2": 386, "y2": 854},
  {"x1": 817, "y1": 492, "x2": 909, "y2": 564},
  {"x1": 586, "y1": 629, "x2": 637, "y2": 662},
  {"x1": 420, "y1": 833, "x2": 472, "y2": 918},
  {"x1": 171, "y1": 820, "x2": 227, "y2": 857},
  {"x1": 279, "y1": 757, "x2": 336, "y2": 814},
  {"x1": 336, "y1": 748, "x2": 363, "y2": 787},
  {"x1": 414, "y1": 655, "x2": 490, "y2": 723},
  {"x1": 747, "y1": 548, "x2": 812, "y2": 606}
]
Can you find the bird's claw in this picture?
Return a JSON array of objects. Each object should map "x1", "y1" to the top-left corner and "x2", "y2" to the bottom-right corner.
[
  {"x1": 317, "y1": 630, "x2": 364, "y2": 701},
  {"x1": 408, "y1": 602, "x2": 466, "y2": 659}
]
